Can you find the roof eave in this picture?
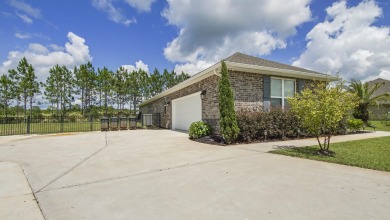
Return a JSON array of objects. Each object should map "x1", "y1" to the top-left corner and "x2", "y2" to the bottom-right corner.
[
  {"x1": 225, "y1": 61, "x2": 338, "y2": 82},
  {"x1": 140, "y1": 61, "x2": 338, "y2": 107},
  {"x1": 139, "y1": 63, "x2": 221, "y2": 107}
]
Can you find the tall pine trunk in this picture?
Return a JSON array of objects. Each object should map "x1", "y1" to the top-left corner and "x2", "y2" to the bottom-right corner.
[
  {"x1": 29, "y1": 97, "x2": 33, "y2": 117},
  {"x1": 23, "y1": 96, "x2": 27, "y2": 120}
]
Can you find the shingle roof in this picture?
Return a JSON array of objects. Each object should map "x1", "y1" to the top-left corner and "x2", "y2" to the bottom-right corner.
[
  {"x1": 224, "y1": 52, "x2": 324, "y2": 75},
  {"x1": 367, "y1": 78, "x2": 390, "y2": 97}
]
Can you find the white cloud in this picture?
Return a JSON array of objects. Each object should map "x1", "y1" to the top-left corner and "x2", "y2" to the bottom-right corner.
[
  {"x1": 162, "y1": 0, "x2": 312, "y2": 74},
  {"x1": 9, "y1": 0, "x2": 41, "y2": 18},
  {"x1": 293, "y1": 0, "x2": 390, "y2": 81},
  {"x1": 91, "y1": 0, "x2": 156, "y2": 26},
  {"x1": 16, "y1": 12, "x2": 32, "y2": 24},
  {"x1": 121, "y1": 60, "x2": 149, "y2": 73},
  {"x1": 173, "y1": 60, "x2": 214, "y2": 76},
  {"x1": 28, "y1": 43, "x2": 49, "y2": 54},
  {"x1": 48, "y1": 44, "x2": 64, "y2": 51},
  {"x1": 14, "y1": 32, "x2": 50, "y2": 40},
  {"x1": 15, "y1": 32, "x2": 31, "y2": 39},
  {"x1": 9, "y1": 0, "x2": 41, "y2": 23},
  {"x1": 124, "y1": 0, "x2": 155, "y2": 12},
  {"x1": 0, "y1": 32, "x2": 92, "y2": 81}
]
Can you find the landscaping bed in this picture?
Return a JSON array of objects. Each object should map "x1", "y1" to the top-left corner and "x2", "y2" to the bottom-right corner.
[{"x1": 192, "y1": 131, "x2": 371, "y2": 146}]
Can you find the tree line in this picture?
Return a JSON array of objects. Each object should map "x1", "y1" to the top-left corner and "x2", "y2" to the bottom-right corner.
[{"x1": 0, "y1": 57, "x2": 190, "y2": 118}]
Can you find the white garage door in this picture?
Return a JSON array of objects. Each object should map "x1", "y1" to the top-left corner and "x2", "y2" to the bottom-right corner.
[{"x1": 172, "y1": 92, "x2": 202, "y2": 131}]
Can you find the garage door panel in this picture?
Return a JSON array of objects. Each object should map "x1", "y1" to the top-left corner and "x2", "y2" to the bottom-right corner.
[{"x1": 172, "y1": 92, "x2": 202, "y2": 131}]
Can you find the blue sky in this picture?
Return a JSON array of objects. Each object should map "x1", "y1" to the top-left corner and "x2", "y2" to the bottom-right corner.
[{"x1": 1, "y1": 0, "x2": 389, "y2": 82}]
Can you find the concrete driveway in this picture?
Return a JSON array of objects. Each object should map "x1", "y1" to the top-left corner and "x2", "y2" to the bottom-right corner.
[{"x1": 1, "y1": 130, "x2": 390, "y2": 220}]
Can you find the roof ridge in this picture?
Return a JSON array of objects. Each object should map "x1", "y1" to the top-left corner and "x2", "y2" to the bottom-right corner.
[{"x1": 224, "y1": 52, "x2": 324, "y2": 75}]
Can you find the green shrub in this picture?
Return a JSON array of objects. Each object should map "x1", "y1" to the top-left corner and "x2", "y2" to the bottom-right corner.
[
  {"x1": 218, "y1": 61, "x2": 239, "y2": 144},
  {"x1": 347, "y1": 118, "x2": 364, "y2": 132},
  {"x1": 236, "y1": 109, "x2": 305, "y2": 142},
  {"x1": 189, "y1": 121, "x2": 212, "y2": 139},
  {"x1": 381, "y1": 120, "x2": 390, "y2": 126},
  {"x1": 336, "y1": 116, "x2": 348, "y2": 135}
]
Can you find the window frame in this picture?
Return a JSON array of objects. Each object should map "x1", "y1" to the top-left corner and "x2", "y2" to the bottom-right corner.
[{"x1": 270, "y1": 77, "x2": 296, "y2": 108}]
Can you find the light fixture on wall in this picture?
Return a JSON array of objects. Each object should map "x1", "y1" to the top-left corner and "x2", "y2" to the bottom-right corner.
[
  {"x1": 164, "y1": 97, "x2": 170, "y2": 105},
  {"x1": 200, "y1": 90, "x2": 207, "y2": 100}
]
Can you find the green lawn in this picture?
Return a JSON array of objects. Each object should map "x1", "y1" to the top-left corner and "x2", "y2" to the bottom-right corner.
[
  {"x1": 365, "y1": 121, "x2": 390, "y2": 132},
  {"x1": 0, "y1": 121, "x2": 144, "y2": 136},
  {"x1": 270, "y1": 136, "x2": 390, "y2": 172},
  {"x1": 0, "y1": 122, "x2": 102, "y2": 136}
]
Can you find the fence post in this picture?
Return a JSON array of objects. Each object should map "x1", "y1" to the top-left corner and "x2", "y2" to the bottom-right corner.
[
  {"x1": 27, "y1": 115, "x2": 31, "y2": 134},
  {"x1": 90, "y1": 115, "x2": 93, "y2": 131},
  {"x1": 60, "y1": 115, "x2": 64, "y2": 133}
]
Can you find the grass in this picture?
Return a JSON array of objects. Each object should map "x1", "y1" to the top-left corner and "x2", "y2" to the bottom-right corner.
[
  {"x1": 270, "y1": 136, "x2": 390, "y2": 172},
  {"x1": 365, "y1": 121, "x2": 390, "y2": 132},
  {"x1": 0, "y1": 121, "x2": 145, "y2": 136},
  {"x1": 0, "y1": 122, "x2": 102, "y2": 136}
]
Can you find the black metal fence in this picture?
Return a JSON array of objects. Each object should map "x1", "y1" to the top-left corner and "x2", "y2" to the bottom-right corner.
[{"x1": 0, "y1": 113, "x2": 161, "y2": 136}]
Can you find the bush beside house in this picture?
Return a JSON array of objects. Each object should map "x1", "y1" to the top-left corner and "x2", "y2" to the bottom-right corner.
[
  {"x1": 236, "y1": 108, "x2": 304, "y2": 142},
  {"x1": 218, "y1": 61, "x2": 239, "y2": 144},
  {"x1": 189, "y1": 121, "x2": 212, "y2": 139}
]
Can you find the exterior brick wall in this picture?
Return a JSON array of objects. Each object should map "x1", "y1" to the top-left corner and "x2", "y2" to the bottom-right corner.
[
  {"x1": 229, "y1": 71, "x2": 263, "y2": 111},
  {"x1": 140, "y1": 75, "x2": 220, "y2": 130},
  {"x1": 140, "y1": 71, "x2": 264, "y2": 134}
]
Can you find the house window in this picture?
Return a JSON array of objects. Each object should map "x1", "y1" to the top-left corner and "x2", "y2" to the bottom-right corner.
[{"x1": 270, "y1": 78, "x2": 295, "y2": 108}]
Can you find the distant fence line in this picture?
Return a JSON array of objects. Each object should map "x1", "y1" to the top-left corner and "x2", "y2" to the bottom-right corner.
[{"x1": 0, "y1": 114, "x2": 160, "y2": 136}]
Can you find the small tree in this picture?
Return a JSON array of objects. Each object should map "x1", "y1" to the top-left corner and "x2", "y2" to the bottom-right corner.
[
  {"x1": 346, "y1": 79, "x2": 390, "y2": 124},
  {"x1": 0, "y1": 74, "x2": 13, "y2": 117},
  {"x1": 288, "y1": 81, "x2": 357, "y2": 154},
  {"x1": 218, "y1": 61, "x2": 239, "y2": 144}
]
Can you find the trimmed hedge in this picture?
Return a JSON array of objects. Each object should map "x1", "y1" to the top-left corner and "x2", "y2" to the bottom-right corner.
[
  {"x1": 236, "y1": 108, "x2": 305, "y2": 142},
  {"x1": 237, "y1": 108, "x2": 348, "y2": 143}
]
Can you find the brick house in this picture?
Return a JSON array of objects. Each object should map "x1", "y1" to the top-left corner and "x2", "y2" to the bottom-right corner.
[
  {"x1": 139, "y1": 52, "x2": 336, "y2": 132},
  {"x1": 367, "y1": 78, "x2": 390, "y2": 120}
]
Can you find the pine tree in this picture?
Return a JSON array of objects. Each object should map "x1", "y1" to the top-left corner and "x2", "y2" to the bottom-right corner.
[
  {"x1": 113, "y1": 66, "x2": 127, "y2": 111},
  {"x1": 26, "y1": 64, "x2": 40, "y2": 118},
  {"x1": 218, "y1": 61, "x2": 239, "y2": 144},
  {"x1": 0, "y1": 74, "x2": 13, "y2": 117},
  {"x1": 44, "y1": 65, "x2": 74, "y2": 116},
  {"x1": 161, "y1": 69, "x2": 173, "y2": 90},
  {"x1": 75, "y1": 62, "x2": 96, "y2": 116},
  {"x1": 174, "y1": 71, "x2": 190, "y2": 85},
  {"x1": 149, "y1": 68, "x2": 162, "y2": 97},
  {"x1": 97, "y1": 67, "x2": 113, "y2": 114},
  {"x1": 8, "y1": 57, "x2": 39, "y2": 118}
]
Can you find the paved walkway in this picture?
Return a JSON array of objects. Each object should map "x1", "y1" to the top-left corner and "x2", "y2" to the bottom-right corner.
[
  {"x1": 235, "y1": 131, "x2": 390, "y2": 153},
  {"x1": 0, "y1": 162, "x2": 44, "y2": 220},
  {"x1": 0, "y1": 130, "x2": 389, "y2": 220}
]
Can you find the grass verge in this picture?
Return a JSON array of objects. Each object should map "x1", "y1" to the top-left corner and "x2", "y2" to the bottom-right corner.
[
  {"x1": 365, "y1": 121, "x2": 390, "y2": 132},
  {"x1": 270, "y1": 136, "x2": 390, "y2": 172}
]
